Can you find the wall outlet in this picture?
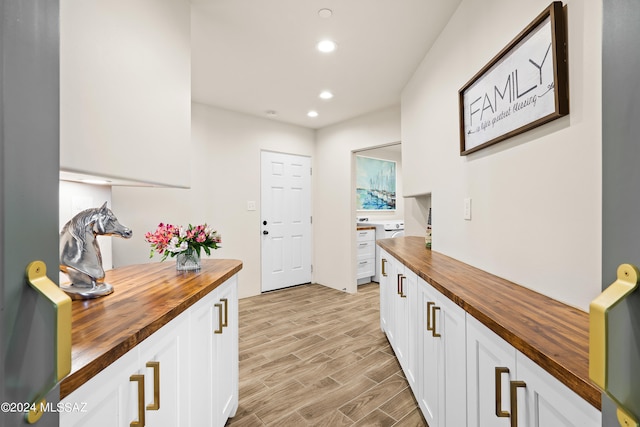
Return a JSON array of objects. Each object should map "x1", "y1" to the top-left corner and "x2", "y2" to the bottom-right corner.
[
  {"x1": 464, "y1": 198, "x2": 472, "y2": 220},
  {"x1": 247, "y1": 201, "x2": 256, "y2": 211}
]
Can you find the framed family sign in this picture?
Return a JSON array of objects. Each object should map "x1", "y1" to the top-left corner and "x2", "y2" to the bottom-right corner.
[{"x1": 459, "y1": 1, "x2": 568, "y2": 155}]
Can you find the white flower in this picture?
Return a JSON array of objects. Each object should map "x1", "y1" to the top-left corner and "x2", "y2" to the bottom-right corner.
[{"x1": 167, "y1": 236, "x2": 189, "y2": 253}]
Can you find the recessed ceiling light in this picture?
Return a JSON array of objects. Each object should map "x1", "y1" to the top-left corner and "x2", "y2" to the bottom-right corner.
[
  {"x1": 307, "y1": 110, "x2": 319, "y2": 118},
  {"x1": 318, "y1": 8, "x2": 333, "y2": 18},
  {"x1": 319, "y1": 91, "x2": 334, "y2": 100},
  {"x1": 316, "y1": 40, "x2": 337, "y2": 53}
]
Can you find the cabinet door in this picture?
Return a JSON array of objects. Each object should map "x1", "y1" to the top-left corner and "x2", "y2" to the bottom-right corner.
[
  {"x1": 383, "y1": 254, "x2": 399, "y2": 347},
  {"x1": 189, "y1": 289, "x2": 218, "y2": 427},
  {"x1": 418, "y1": 279, "x2": 440, "y2": 426},
  {"x1": 515, "y1": 352, "x2": 600, "y2": 427},
  {"x1": 401, "y1": 267, "x2": 418, "y2": 392},
  {"x1": 60, "y1": 349, "x2": 139, "y2": 427},
  {"x1": 138, "y1": 314, "x2": 189, "y2": 427},
  {"x1": 466, "y1": 314, "x2": 516, "y2": 427},
  {"x1": 214, "y1": 277, "x2": 239, "y2": 423},
  {"x1": 436, "y1": 290, "x2": 466, "y2": 427},
  {"x1": 394, "y1": 265, "x2": 408, "y2": 368},
  {"x1": 379, "y1": 250, "x2": 390, "y2": 332},
  {"x1": 418, "y1": 278, "x2": 466, "y2": 427}
]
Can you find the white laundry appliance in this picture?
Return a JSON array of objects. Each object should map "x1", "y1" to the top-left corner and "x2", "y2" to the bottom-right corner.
[{"x1": 357, "y1": 218, "x2": 404, "y2": 282}]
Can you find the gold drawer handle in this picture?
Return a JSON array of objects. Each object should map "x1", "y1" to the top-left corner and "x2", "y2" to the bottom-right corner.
[
  {"x1": 221, "y1": 298, "x2": 229, "y2": 328},
  {"x1": 146, "y1": 361, "x2": 160, "y2": 411},
  {"x1": 495, "y1": 367, "x2": 510, "y2": 418},
  {"x1": 509, "y1": 380, "x2": 526, "y2": 427},
  {"x1": 130, "y1": 374, "x2": 145, "y2": 427},
  {"x1": 426, "y1": 302, "x2": 435, "y2": 331},
  {"x1": 399, "y1": 275, "x2": 407, "y2": 298},
  {"x1": 214, "y1": 303, "x2": 223, "y2": 334},
  {"x1": 431, "y1": 306, "x2": 441, "y2": 337},
  {"x1": 381, "y1": 258, "x2": 387, "y2": 277}
]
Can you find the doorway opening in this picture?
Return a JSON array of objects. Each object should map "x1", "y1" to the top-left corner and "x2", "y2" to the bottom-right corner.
[{"x1": 352, "y1": 142, "x2": 403, "y2": 289}]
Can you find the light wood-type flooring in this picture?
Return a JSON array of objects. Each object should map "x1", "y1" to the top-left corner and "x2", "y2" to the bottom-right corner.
[{"x1": 227, "y1": 282, "x2": 427, "y2": 426}]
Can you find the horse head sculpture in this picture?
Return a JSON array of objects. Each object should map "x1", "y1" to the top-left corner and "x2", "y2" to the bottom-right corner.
[{"x1": 59, "y1": 202, "x2": 132, "y2": 299}]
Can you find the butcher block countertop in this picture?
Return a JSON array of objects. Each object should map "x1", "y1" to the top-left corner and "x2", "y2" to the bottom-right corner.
[
  {"x1": 60, "y1": 259, "x2": 243, "y2": 399},
  {"x1": 377, "y1": 236, "x2": 600, "y2": 410}
]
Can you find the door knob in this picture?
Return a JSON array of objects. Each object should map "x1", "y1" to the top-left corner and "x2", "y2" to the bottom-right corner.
[{"x1": 263, "y1": 230, "x2": 269, "y2": 235}]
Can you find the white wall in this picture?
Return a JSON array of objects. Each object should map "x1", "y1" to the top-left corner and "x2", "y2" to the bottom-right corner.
[
  {"x1": 60, "y1": 0, "x2": 191, "y2": 187},
  {"x1": 112, "y1": 103, "x2": 315, "y2": 298},
  {"x1": 401, "y1": 0, "x2": 602, "y2": 311},
  {"x1": 314, "y1": 105, "x2": 401, "y2": 293}
]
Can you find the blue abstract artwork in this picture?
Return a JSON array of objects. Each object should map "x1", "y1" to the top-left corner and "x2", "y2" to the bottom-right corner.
[{"x1": 356, "y1": 156, "x2": 396, "y2": 210}]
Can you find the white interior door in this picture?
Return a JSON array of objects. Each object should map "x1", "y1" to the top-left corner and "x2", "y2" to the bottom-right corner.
[{"x1": 261, "y1": 151, "x2": 312, "y2": 292}]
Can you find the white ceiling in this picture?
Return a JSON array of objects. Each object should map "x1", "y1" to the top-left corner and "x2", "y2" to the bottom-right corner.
[{"x1": 191, "y1": 0, "x2": 461, "y2": 129}]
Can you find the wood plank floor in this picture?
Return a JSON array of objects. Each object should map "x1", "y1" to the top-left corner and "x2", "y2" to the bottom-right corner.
[{"x1": 227, "y1": 283, "x2": 427, "y2": 426}]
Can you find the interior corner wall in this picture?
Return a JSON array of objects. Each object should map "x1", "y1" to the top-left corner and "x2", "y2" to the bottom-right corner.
[
  {"x1": 314, "y1": 106, "x2": 401, "y2": 294},
  {"x1": 111, "y1": 103, "x2": 315, "y2": 299},
  {"x1": 401, "y1": 0, "x2": 602, "y2": 311}
]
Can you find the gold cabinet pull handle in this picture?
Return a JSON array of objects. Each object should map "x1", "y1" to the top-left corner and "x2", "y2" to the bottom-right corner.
[
  {"x1": 495, "y1": 367, "x2": 510, "y2": 418},
  {"x1": 400, "y1": 275, "x2": 407, "y2": 298},
  {"x1": 509, "y1": 380, "x2": 526, "y2": 427},
  {"x1": 590, "y1": 264, "x2": 639, "y2": 389},
  {"x1": 589, "y1": 263, "x2": 640, "y2": 427},
  {"x1": 426, "y1": 302, "x2": 435, "y2": 331},
  {"x1": 130, "y1": 374, "x2": 145, "y2": 427},
  {"x1": 381, "y1": 258, "x2": 387, "y2": 277},
  {"x1": 25, "y1": 261, "x2": 72, "y2": 424},
  {"x1": 214, "y1": 303, "x2": 224, "y2": 334},
  {"x1": 431, "y1": 306, "x2": 441, "y2": 337},
  {"x1": 221, "y1": 298, "x2": 229, "y2": 328},
  {"x1": 26, "y1": 261, "x2": 72, "y2": 382},
  {"x1": 146, "y1": 361, "x2": 160, "y2": 411}
]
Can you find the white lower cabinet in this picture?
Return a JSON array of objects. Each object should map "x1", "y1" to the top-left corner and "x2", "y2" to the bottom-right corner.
[
  {"x1": 466, "y1": 313, "x2": 517, "y2": 427},
  {"x1": 417, "y1": 278, "x2": 466, "y2": 427},
  {"x1": 396, "y1": 264, "x2": 418, "y2": 391},
  {"x1": 379, "y1": 251, "x2": 417, "y2": 391},
  {"x1": 466, "y1": 315, "x2": 600, "y2": 427},
  {"x1": 61, "y1": 275, "x2": 238, "y2": 427},
  {"x1": 380, "y1": 252, "x2": 600, "y2": 427},
  {"x1": 190, "y1": 275, "x2": 239, "y2": 426},
  {"x1": 356, "y1": 229, "x2": 376, "y2": 281},
  {"x1": 60, "y1": 344, "x2": 141, "y2": 427},
  {"x1": 379, "y1": 250, "x2": 397, "y2": 347}
]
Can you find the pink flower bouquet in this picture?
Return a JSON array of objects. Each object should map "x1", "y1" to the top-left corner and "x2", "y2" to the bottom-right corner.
[{"x1": 145, "y1": 223, "x2": 221, "y2": 261}]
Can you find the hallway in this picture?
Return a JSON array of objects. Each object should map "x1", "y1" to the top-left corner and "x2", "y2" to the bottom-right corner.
[{"x1": 228, "y1": 283, "x2": 426, "y2": 426}]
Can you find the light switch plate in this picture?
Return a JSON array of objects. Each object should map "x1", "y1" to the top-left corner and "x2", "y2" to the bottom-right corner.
[
  {"x1": 464, "y1": 198, "x2": 472, "y2": 220},
  {"x1": 247, "y1": 201, "x2": 256, "y2": 211}
]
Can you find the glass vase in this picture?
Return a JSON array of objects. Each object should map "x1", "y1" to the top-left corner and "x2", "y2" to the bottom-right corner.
[{"x1": 176, "y1": 248, "x2": 201, "y2": 271}]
